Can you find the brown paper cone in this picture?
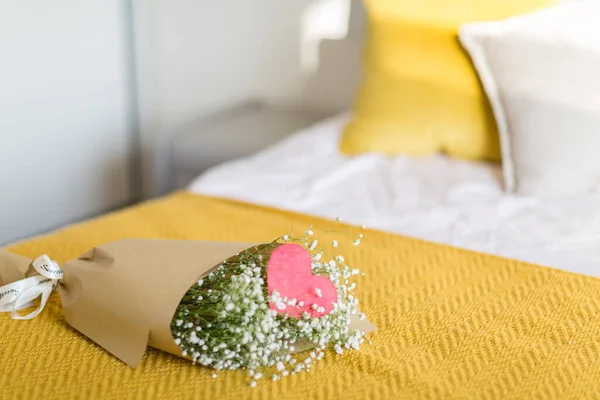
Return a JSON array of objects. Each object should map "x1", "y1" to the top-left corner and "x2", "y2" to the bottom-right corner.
[{"x1": 59, "y1": 239, "x2": 260, "y2": 366}]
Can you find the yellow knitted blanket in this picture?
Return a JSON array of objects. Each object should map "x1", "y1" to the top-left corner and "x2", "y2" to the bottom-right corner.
[{"x1": 2, "y1": 192, "x2": 600, "y2": 399}]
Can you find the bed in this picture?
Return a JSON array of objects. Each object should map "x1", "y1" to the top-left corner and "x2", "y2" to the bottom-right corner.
[{"x1": 2, "y1": 115, "x2": 600, "y2": 399}]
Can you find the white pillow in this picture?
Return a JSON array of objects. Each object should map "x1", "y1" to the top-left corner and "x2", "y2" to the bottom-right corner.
[{"x1": 459, "y1": 1, "x2": 600, "y2": 196}]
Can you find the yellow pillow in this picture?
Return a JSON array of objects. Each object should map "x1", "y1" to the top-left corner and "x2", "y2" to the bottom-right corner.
[{"x1": 340, "y1": 0, "x2": 556, "y2": 160}]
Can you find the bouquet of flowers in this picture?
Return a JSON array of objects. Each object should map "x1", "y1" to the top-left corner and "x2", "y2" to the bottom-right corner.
[{"x1": 0, "y1": 224, "x2": 374, "y2": 386}]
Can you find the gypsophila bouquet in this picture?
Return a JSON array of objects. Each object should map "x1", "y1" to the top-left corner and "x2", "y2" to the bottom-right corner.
[
  {"x1": 171, "y1": 223, "x2": 374, "y2": 386},
  {"x1": 0, "y1": 222, "x2": 374, "y2": 382}
]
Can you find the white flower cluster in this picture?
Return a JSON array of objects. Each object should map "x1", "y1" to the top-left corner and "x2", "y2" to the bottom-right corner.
[
  {"x1": 171, "y1": 223, "x2": 367, "y2": 386},
  {"x1": 172, "y1": 252, "x2": 293, "y2": 372}
]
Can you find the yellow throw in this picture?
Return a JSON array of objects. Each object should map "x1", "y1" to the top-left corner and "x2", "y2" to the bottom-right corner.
[{"x1": 2, "y1": 191, "x2": 600, "y2": 399}]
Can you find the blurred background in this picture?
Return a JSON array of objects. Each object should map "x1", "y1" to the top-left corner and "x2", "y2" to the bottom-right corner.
[{"x1": 0, "y1": 0, "x2": 365, "y2": 245}]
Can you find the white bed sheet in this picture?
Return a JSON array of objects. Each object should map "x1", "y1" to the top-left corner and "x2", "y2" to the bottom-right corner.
[{"x1": 189, "y1": 114, "x2": 600, "y2": 278}]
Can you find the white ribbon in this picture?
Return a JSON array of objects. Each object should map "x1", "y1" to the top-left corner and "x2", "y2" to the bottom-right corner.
[{"x1": 0, "y1": 255, "x2": 63, "y2": 320}]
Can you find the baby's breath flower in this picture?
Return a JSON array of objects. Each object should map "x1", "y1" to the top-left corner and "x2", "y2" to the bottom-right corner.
[{"x1": 171, "y1": 227, "x2": 369, "y2": 385}]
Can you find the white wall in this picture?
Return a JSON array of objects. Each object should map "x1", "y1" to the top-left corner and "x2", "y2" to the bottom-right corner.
[
  {"x1": 133, "y1": 0, "x2": 365, "y2": 197},
  {"x1": 0, "y1": 1, "x2": 135, "y2": 245}
]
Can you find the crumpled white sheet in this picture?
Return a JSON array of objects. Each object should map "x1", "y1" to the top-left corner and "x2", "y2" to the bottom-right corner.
[{"x1": 189, "y1": 114, "x2": 600, "y2": 278}]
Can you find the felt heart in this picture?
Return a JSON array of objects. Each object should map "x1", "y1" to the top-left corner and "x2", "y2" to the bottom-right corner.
[{"x1": 267, "y1": 243, "x2": 338, "y2": 318}]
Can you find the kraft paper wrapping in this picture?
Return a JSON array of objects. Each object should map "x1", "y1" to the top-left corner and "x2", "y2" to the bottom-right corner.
[{"x1": 0, "y1": 239, "x2": 375, "y2": 367}]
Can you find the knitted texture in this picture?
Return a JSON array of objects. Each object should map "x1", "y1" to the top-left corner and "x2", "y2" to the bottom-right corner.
[{"x1": 1, "y1": 192, "x2": 600, "y2": 399}]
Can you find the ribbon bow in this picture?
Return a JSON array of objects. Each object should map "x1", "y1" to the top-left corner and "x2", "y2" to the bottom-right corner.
[{"x1": 0, "y1": 255, "x2": 63, "y2": 320}]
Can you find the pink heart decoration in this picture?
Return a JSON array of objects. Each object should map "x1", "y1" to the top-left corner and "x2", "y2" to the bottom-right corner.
[{"x1": 267, "y1": 244, "x2": 338, "y2": 318}]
